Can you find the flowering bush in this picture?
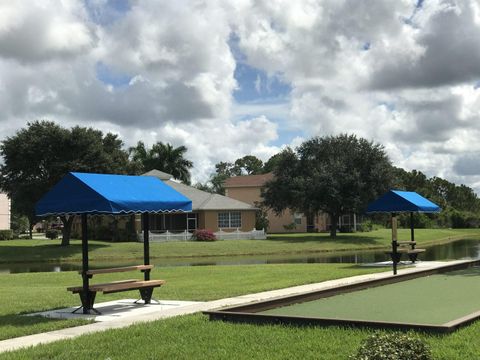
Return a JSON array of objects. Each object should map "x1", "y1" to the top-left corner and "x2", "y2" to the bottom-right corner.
[
  {"x1": 193, "y1": 229, "x2": 216, "y2": 241},
  {"x1": 45, "y1": 229, "x2": 60, "y2": 239},
  {"x1": 350, "y1": 332, "x2": 432, "y2": 360}
]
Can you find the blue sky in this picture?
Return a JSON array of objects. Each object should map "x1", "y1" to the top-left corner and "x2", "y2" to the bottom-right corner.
[{"x1": 228, "y1": 35, "x2": 297, "y2": 146}]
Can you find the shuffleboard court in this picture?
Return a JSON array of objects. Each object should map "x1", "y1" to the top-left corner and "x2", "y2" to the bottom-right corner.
[
  {"x1": 204, "y1": 260, "x2": 480, "y2": 332},
  {"x1": 260, "y1": 267, "x2": 480, "y2": 325}
]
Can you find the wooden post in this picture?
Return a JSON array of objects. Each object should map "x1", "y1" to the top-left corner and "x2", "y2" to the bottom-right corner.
[
  {"x1": 81, "y1": 213, "x2": 90, "y2": 314},
  {"x1": 391, "y1": 213, "x2": 398, "y2": 275},
  {"x1": 143, "y1": 213, "x2": 150, "y2": 281}
]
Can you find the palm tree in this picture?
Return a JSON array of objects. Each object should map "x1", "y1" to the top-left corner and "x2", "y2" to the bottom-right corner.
[{"x1": 129, "y1": 141, "x2": 193, "y2": 184}]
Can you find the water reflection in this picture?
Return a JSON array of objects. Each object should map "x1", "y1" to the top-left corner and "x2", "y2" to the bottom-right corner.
[{"x1": 2, "y1": 238, "x2": 480, "y2": 274}]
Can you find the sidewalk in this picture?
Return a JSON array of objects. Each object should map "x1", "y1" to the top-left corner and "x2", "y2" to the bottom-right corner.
[{"x1": 0, "y1": 260, "x2": 467, "y2": 354}]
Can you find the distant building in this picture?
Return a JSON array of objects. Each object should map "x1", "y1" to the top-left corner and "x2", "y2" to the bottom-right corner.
[
  {"x1": 0, "y1": 193, "x2": 11, "y2": 230},
  {"x1": 224, "y1": 174, "x2": 359, "y2": 233},
  {"x1": 144, "y1": 170, "x2": 257, "y2": 232}
]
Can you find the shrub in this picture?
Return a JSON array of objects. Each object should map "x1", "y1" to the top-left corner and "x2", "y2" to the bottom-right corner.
[
  {"x1": 95, "y1": 226, "x2": 113, "y2": 241},
  {"x1": 283, "y1": 223, "x2": 296, "y2": 231},
  {"x1": 193, "y1": 229, "x2": 216, "y2": 241},
  {"x1": 10, "y1": 214, "x2": 29, "y2": 235},
  {"x1": 339, "y1": 225, "x2": 353, "y2": 233},
  {"x1": 45, "y1": 229, "x2": 59, "y2": 239},
  {"x1": 0, "y1": 230, "x2": 14, "y2": 240},
  {"x1": 254, "y1": 202, "x2": 270, "y2": 231},
  {"x1": 357, "y1": 220, "x2": 373, "y2": 232},
  {"x1": 350, "y1": 332, "x2": 432, "y2": 360}
]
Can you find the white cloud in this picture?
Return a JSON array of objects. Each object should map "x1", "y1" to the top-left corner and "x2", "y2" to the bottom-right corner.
[
  {"x1": 1, "y1": 0, "x2": 480, "y2": 192},
  {"x1": 0, "y1": 1, "x2": 95, "y2": 62}
]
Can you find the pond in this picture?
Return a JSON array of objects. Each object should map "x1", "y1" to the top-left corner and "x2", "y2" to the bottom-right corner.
[{"x1": 2, "y1": 238, "x2": 480, "y2": 274}]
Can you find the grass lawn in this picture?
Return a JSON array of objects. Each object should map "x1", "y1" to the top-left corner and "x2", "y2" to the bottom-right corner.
[
  {"x1": 1, "y1": 228, "x2": 479, "y2": 265},
  {"x1": 2, "y1": 312, "x2": 480, "y2": 359},
  {"x1": 0, "y1": 263, "x2": 383, "y2": 341},
  {"x1": 2, "y1": 263, "x2": 480, "y2": 359}
]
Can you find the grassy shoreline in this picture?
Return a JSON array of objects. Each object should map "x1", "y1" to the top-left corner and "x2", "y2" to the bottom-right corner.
[{"x1": 1, "y1": 228, "x2": 480, "y2": 265}]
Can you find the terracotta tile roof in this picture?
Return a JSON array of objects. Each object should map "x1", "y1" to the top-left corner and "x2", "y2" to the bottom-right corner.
[{"x1": 223, "y1": 173, "x2": 274, "y2": 188}]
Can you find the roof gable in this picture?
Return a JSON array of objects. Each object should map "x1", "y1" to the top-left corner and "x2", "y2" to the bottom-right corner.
[
  {"x1": 143, "y1": 170, "x2": 255, "y2": 211},
  {"x1": 143, "y1": 169, "x2": 173, "y2": 180},
  {"x1": 164, "y1": 180, "x2": 255, "y2": 211}
]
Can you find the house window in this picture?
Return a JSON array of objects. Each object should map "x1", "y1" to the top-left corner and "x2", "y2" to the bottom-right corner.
[
  {"x1": 218, "y1": 211, "x2": 241, "y2": 228},
  {"x1": 293, "y1": 212, "x2": 303, "y2": 225}
]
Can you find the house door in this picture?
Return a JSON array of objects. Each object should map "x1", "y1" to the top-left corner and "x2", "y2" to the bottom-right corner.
[{"x1": 187, "y1": 213, "x2": 197, "y2": 231}]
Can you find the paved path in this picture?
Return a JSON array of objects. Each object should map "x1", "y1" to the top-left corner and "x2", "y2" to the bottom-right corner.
[{"x1": 0, "y1": 260, "x2": 468, "y2": 354}]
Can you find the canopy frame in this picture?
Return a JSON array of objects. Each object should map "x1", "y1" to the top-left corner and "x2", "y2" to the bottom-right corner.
[
  {"x1": 367, "y1": 190, "x2": 441, "y2": 275},
  {"x1": 36, "y1": 172, "x2": 192, "y2": 314}
]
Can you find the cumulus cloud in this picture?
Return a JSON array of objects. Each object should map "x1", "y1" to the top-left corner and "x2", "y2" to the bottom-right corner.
[
  {"x1": 368, "y1": 0, "x2": 480, "y2": 89},
  {"x1": 1, "y1": 0, "x2": 480, "y2": 190},
  {"x1": 0, "y1": 1, "x2": 96, "y2": 62},
  {"x1": 453, "y1": 153, "x2": 480, "y2": 176}
]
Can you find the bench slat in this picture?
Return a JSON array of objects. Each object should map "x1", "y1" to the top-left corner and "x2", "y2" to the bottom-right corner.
[
  {"x1": 407, "y1": 249, "x2": 425, "y2": 254},
  {"x1": 67, "y1": 279, "x2": 138, "y2": 293},
  {"x1": 80, "y1": 265, "x2": 154, "y2": 275},
  {"x1": 397, "y1": 241, "x2": 417, "y2": 245},
  {"x1": 101, "y1": 280, "x2": 166, "y2": 294},
  {"x1": 67, "y1": 280, "x2": 166, "y2": 294}
]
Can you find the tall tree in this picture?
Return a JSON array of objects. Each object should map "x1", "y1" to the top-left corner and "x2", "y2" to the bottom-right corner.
[
  {"x1": 233, "y1": 155, "x2": 264, "y2": 175},
  {"x1": 0, "y1": 121, "x2": 133, "y2": 245},
  {"x1": 205, "y1": 155, "x2": 264, "y2": 195},
  {"x1": 208, "y1": 161, "x2": 236, "y2": 195},
  {"x1": 129, "y1": 141, "x2": 193, "y2": 184},
  {"x1": 263, "y1": 153, "x2": 283, "y2": 173},
  {"x1": 263, "y1": 134, "x2": 393, "y2": 238}
]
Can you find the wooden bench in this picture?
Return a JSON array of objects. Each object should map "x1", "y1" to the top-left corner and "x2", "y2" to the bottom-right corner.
[
  {"x1": 68, "y1": 265, "x2": 165, "y2": 313},
  {"x1": 385, "y1": 241, "x2": 425, "y2": 263}
]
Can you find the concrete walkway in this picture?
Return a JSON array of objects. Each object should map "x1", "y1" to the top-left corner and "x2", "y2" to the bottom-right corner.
[{"x1": 0, "y1": 260, "x2": 468, "y2": 354}]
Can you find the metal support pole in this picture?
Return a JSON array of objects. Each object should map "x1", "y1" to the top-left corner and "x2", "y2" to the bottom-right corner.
[
  {"x1": 143, "y1": 213, "x2": 150, "y2": 281},
  {"x1": 81, "y1": 213, "x2": 90, "y2": 314},
  {"x1": 410, "y1": 212, "x2": 415, "y2": 244},
  {"x1": 391, "y1": 213, "x2": 398, "y2": 275}
]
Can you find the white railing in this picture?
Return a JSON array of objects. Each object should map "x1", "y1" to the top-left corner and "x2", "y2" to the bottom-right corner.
[
  {"x1": 215, "y1": 228, "x2": 266, "y2": 240},
  {"x1": 138, "y1": 230, "x2": 192, "y2": 242},
  {"x1": 138, "y1": 228, "x2": 266, "y2": 242}
]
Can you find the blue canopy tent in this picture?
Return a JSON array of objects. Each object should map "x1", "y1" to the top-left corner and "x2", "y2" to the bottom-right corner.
[
  {"x1": 36, "y1": 172, "x2": 192, "y2": 313},
  {"x1": 367, "y1": 190, "x2": 441, "y2": 274}
]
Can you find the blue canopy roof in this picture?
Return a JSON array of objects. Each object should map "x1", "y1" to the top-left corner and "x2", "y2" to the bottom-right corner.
[
  {"x1": 36, "y1": 172, "x2": 192, "y2": 216},
  {"x1": 367, "y1": 190, "x2": 441, "y2": 213}
]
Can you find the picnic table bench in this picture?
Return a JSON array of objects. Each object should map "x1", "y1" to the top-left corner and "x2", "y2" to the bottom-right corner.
[
  {"x1": 67, "y1": 265, "x2": 165, "y2": 313},
  {"x1": 385, "y1": 241, "x2": 425, "y2": 263}
]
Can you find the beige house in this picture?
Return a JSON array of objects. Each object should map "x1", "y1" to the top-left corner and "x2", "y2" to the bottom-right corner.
[
  {"x1": 0, "y1": 193, "x2": 10, "y2": 230},
  {"x1": 224, "y1": 173, "x2": 332, "y2": 233},
  {"x1": 145, "y1": 170, "x2": 256, "y2": 232}
]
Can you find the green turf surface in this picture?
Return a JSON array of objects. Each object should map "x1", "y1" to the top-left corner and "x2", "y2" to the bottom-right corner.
[{"x1": 262, "y1": 267, "x2": 480, "y2": 325}]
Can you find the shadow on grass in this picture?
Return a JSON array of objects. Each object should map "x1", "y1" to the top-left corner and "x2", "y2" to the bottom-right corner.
[
  {"x1": 266, "y1": 234, "x2": 383, "y2": 246},
  {"x1": 0, "y1": 314, "x2": 65, "y2": 328},
  {"x1": 0, "y1": 314, "x2": 90, "y2": 341},
  {"x1": 0, "y1": 242, "x2": 110, "y2": 264}
]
